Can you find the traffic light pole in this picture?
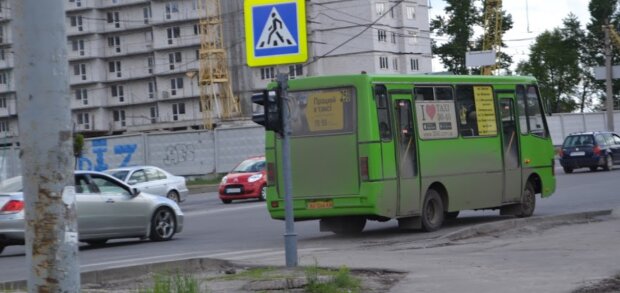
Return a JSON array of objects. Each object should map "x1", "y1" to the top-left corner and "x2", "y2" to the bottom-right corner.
[{"x1": 277, "y1": 73, "x2": 298, "y2": 267}]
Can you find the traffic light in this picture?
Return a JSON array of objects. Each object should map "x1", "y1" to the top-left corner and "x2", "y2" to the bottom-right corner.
[{"x1": 251, "y1": 89, "x2": 283, "y2": 135}]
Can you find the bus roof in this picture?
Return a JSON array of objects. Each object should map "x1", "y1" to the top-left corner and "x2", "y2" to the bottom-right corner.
[{"x1": 286, "y1": 74, "x2": 537, "y2": 86}]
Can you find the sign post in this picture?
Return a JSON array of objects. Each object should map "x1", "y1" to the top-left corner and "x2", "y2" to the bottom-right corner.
[{"x1": 245, "y1": 0, "x2": 308, "y2": 267}]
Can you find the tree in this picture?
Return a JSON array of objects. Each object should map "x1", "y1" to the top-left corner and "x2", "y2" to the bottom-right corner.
[
  {"x1": 516, "y1": 16, "x2": 583, "y2": 113},
  {"x1": 73, "y1": 133, "x2": 84, "y2": 169},
  {"x1": 430, "y1": 0, "x2": 479, "y2": 74}
]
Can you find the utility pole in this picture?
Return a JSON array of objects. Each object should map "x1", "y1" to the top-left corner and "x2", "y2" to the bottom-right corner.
[
  {"x1": 277, "y1": 73, "x2": 298, "y2": 267},
  {"x1": 605, "y1": 19, "x2": 615, "y2": 131},
  {"x1": 13, "y1": 0, "x2": 81, "y2": 291}
]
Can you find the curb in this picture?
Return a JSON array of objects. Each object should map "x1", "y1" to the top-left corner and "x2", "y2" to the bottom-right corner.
[{"x1": 440, "y1": 209, "x2": 613, "y2": 242}]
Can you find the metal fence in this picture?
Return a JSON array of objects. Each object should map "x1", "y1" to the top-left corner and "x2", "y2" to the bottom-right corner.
[{"x1": 1, "y1": 111, "x2": 620, "y2": 179}]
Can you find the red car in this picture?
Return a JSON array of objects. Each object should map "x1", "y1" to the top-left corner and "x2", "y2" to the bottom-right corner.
[{"x1": 218, "y1": 156, "x2": 266, "y2": 204}]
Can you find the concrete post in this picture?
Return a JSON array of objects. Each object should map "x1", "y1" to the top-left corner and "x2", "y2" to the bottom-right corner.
[
  {"x1": 13, "y1": 0, "x2": 81, "y2": 291},
  {"x1": 605, "y1": 20, "x2": 615, "y2": 131}
]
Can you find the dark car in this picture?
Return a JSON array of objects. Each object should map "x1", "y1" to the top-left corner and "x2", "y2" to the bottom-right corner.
[
  {"x1": 218, "y1": 156, "x2": 267, "y2": 204},
  {"x1": 559, "y1": 131, "x2": 620, "y2": 173}
]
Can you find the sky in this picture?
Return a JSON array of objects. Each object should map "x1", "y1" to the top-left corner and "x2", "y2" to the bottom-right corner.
[{"x1": 429, "y1": 0, "x2": 592, "y2": 72}]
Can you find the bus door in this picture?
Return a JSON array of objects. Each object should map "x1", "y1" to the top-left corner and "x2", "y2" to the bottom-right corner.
[
  {"x1": 498, "y1": 96, "x2": 521, "y2": 203},
  {"x1": 390, "y1": 92, "x2": 420, "y2": 216}
]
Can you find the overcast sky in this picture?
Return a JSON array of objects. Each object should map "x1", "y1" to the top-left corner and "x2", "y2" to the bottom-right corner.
[{"x1": 429, "y1": 0, "x2": 592, "y2": 71}]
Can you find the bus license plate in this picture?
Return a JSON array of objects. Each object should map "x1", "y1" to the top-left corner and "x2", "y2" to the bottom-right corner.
[
  {"x1": 226, "y1": 188, "x2": 241, "y2": 194},
  {"x1": 308, "y1": 200, "x2": 333, "y2": 209},
  {"x1": 571, "y1": 151, "x2": 585, "y2": 156}
]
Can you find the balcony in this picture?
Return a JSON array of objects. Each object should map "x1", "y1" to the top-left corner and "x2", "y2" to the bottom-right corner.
[
  {"x1": 106, "y1": 67, "x2": 153, "y2": 82},
  {"x1": 153, "y1": 9, "x2": 200, "y2": 25},
  {"x1": 103, "y1": 19, "x2": 150, "y2": 33},
  {"x1": 153, "y1": 34, "x2": 200, "y2": 50},
  {"x1": 104, "y1": 42, "x2": 154, "y2": 57},
  {"x1": 99, "y1": 0, "x2": 149, "y2": 9},
  {"x1": 0, "y1": 55, "x2": 14, "y2": 70},
  {"x1": 66, "y1": 0, "x2": 96, "y2": 11}
]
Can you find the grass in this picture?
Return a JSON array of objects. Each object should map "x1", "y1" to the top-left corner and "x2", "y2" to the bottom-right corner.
[
  {"x1": 186, "y1": 174, "x2": 225, "y2": 186},
  {"x1": 305, "y1": 264, "x2": 362, "y2": 293},
  {"x1": 206, "y1": 267, "x2": 278, "y2": 281},
  {"x1": 140, "y1": 272, "x2": 202, "y2": 293}
]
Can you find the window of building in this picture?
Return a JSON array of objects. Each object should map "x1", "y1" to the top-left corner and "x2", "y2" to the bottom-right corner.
[
  {"x1": 167, "y1": 26, "x2": 181, "y2": 45},
  {"x1": 289, "y1": 64, "x2": 303, "y2": 78},
  {"x1": 193, "y1": 24, "x2": 201, "y2": 35},
  {"x1": 107, "y1": 11, "x2": 120, "y2": 28},
  {"x1": 70, "y1": 15, "x2": 83, "y2": 31},
  {"x1": 170, "y1": 77, "x2": 183, "y2": 95},
  {"x1": 169, "y1": 52, "x2": 182, "y2": 70},
  {"x1": 113, "y1": 110, "x2": 126, "y2": 127},
  {"x1": 378, "y1": 29, "x2": 387, "y2": 42},
  {"x1": 72, "y1": 39, "x2": 85, "y2": 56},
  {"x1": 379, "y1": 56, "x2": 389, "y2": 69},
  {"x1": 111, "y1": 85, "x2": 124, "y2": 102},
  {"x1": 406, "y1": 6, "x2": 416, "y2": 20},
  {"x1": 0, "y1": 28, "x2": 5, "y2": 44},
  {"x1": 0, "y1": 121, "x2": 9, "y2": 133},
  {"x1": 0, "y1": 49, "x2": 5, "y2": 61},
  {"x1": 75, "y1": 88, "x2": 88, "y2": 105},
  {"x1": 392, "y1": 58, "x2": 398, "y2": 70},
  {"x1": 73, "y1": 63, "x2": 87, "y2": 80},
  {"x1": 376, "y1": 3, "x2": 385, "y2": 15},
  {"x1": 150, "y1": 106, "x2": 158, "y2": 123},
  {"x1": 410, "y1": 58, "x2": 419, "y2": 71},
  {"x1": 143, "y1": 6, "x2": 152, "y2": 24},
  {"x1": 107, "y1": 36, "x2": 121, "y2": 53},
  {"x1": 147, "y1": 57, "x2": 154, "y2": 74},
  {"x1": 195, "y1": 49, "x2": 200, "y2": 60},
  {"x1": 108, "y1": 61, "x2": 122, "y2": 77},
  {"x1": 0, "y1": 97, "x2": 6, "y2": 108},
  {"x1": 0, "y1": 72, "x2": 7, "y2": 84},
  {"x1": 172, "y1": 103, "x2": 185, "y2": 121},
  {"x1": 165, "y1": 2, "x2": 179, "y2": 19},
  {"x1": 391, "y1": 32, "x2": 396, "y2": 43},
  {"x1": 260, "y1": 67, "x2": 275, "y2": 80},
  {"x1": 77, "y1": 113, "x2": 90, "y2": 129},
  {"x1": 192, "y1": 0, "x2": 198, "y2": 10},
  {"x1": 148, "y1": 81, "x2": 156, "y2": 99}
]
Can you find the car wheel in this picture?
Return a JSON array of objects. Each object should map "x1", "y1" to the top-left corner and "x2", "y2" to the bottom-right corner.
[
  {"x1": 221, "y1": 199, "x2": 232, "y2": 204},
  {"x1": 166, "y1": 190, "x2": 180, "y2": 203},
  {"x1": 421, "y1": 189, "x2": 444, "y2": 232},
  {"x1": 149, "y1": 208, "x2": 176, "y2": 241},
  {"x1": 259, "y1": 186, "x2": 267, "y2": 201},
  {"x1": 445, "y1": 211, "x2": 459, "y2": 220},
  {"x1": 563, "y1": 167, "x2": 573, "y2": 174},
  {"x1": 516, "y1": 182, "x2": 536, "y2": 218},
  {"x1": 603, "y1": 155, "x2": 613, "y2": 171},
  {"x1": 589, "y1": 166, "x2": 598, "y2": 172},
  {"x1": 85, "y1": 239, "x2": 108, "y2": 247}
]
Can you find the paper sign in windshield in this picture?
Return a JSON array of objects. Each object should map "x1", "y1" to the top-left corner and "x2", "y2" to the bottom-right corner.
[
  {"x1": 473, "y1": 86, "x2": 497, "y2": 136},
  {"x1": 305, "y1": 90, "x2": 346, "y2": 132}
]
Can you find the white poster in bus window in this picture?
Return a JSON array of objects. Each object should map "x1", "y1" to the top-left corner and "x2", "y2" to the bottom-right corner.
[
  {"x1": 415, "y1": 101, "x2": 458, "y2": 139},
  {"x1": 473, "y1": 86, "x2": 498, "y2": 136}
]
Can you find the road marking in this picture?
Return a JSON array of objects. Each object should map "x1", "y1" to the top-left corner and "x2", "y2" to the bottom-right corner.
[{"x1": 184, "y1": 203, "x2": 266, "y2": 217}]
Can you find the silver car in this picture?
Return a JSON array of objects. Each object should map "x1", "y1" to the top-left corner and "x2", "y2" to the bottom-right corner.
[
  {"x1": 0, "y1": 171, "x2": 184, "y2": 255},
  {"x1": 105, "y1": 166, "x2": 189, "y2": 203}
]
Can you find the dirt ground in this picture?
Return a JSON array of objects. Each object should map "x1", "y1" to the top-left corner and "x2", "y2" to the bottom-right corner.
[{"x1": 79, "y1": 262, "x2": 406, "y2": 293}]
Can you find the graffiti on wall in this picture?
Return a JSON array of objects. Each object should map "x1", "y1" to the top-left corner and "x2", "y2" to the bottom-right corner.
[
  {"x1": 163, "y1": 143, "x2": 196, "y2": 166},
  {"x1": 78, "y1": 138, "x2": 138, "y2": 171}
]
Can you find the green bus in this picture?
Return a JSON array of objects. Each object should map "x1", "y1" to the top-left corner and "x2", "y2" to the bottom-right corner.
[{"x1": 261, "y1": 74, "x2": 556, "y2": 234}]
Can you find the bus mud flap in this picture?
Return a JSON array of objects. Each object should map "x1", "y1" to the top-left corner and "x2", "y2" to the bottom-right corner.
[{"x1": 398, "y1": 216, "x2": 421, "y2": 230}]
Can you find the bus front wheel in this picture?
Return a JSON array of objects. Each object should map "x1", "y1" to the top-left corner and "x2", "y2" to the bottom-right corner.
[
  {"x1": 421, "y1": 189, "x2": 444, "y2": 232},
  {"x1": 516, "y1": 182, "x2": 536, "y2": 218}
]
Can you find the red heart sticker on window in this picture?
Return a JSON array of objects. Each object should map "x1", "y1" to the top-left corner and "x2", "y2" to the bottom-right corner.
[{"x1": 426, "y1": 104, "x2": 437, "y2": 120}]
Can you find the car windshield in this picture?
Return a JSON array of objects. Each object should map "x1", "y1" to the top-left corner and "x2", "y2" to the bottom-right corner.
[
  {"x1": 231, "y1": 159, "x2": 265, "y2": 173},
  {"x1": 106, "y1": 170, "x2": 129, "y2": 181},
  {"x1": 0, "y1": 176, "x2": 23, "y2": 193},
  {"x1": 563, "y1": 135, "x2": 595, "y2": 147}
]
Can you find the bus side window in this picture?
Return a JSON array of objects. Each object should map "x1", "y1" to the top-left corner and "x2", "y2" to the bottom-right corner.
[
  {"x1": 455, "y1": 85, "x2": 478, "y2": 137},
  {"x1": 414, "y1": 87, "x2": 434, "y2": 101},
  {"x1": 526, "y1": 86, "x2": 548, "y2": 138},
  {"x1": 375, "y1": 85, "x2": 392, "y2": 141},
  {"x1": 516, "y1": 85, "x2": 528, "y2": 135}
]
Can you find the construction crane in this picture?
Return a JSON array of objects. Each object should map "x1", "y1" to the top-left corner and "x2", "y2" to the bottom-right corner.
[
  {"x1": 196, "y1": 0, "x2": 240, "y2": 130},
  {"x1": 481, "y1": 0, "x2": 503, "y2": 75},
  {"x1": 606, "y1": 24, "x2": 620, "y2": 50}
]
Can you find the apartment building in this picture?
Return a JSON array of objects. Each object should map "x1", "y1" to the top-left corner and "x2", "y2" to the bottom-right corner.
[{"x1": 0, "y1": 0, "x2": 431, "y2": 140}]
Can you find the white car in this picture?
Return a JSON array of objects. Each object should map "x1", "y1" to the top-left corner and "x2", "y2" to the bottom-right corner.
[{"x1": 105, "y1": 166, "x2": 189, "y2": 203}]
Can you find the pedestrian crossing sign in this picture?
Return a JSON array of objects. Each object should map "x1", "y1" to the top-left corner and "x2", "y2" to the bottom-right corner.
[{"x1": 244, "y1": 0, "x2": 308, "y2": 67}]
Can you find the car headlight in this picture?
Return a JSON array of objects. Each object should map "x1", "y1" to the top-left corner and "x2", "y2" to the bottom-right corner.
[
  {"x1": 248, "y1": 174, "x2": 263, "y2": 183},
  {"x1": 221, "y1": 176, "x2": 228, "y2": 184}
]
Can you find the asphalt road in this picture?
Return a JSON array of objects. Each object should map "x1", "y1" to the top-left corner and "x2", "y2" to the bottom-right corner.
[{"x1": 1, "y1": 166, "x2": 619, "y2": 282}]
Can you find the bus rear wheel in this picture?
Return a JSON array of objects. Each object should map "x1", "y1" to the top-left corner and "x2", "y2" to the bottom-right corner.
[{"x1": 421, "y1": 189, "x2": 444, "y2": 232}]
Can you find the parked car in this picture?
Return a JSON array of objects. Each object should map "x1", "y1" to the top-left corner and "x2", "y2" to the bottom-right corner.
[
  {"x1": 559, "y1": 131, "x2": 620, "y2": 173},
  {"x1": 0, "y1": 171, "x2": 184, "y2": 255},
  {"x1": 105, "y1": 166, "x2": 188, "y2": 203},
  {"x1": 218, "y1": 156, "x2": 267, "y2": 204}
]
